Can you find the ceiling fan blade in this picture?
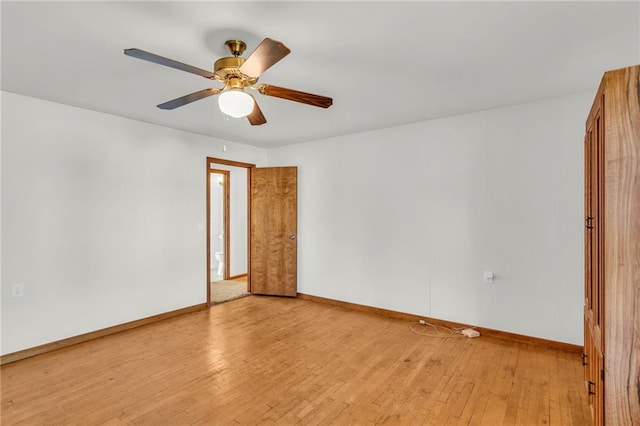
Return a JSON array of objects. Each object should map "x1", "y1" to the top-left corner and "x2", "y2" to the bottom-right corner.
[
  {"x1": 124, "y1": 48, "x2": 215, "y2": 79},
  {"x1": 247, "y1": 95, "x2": 267, "y2": 126},
  {"x1": 257, "y1": 84, "x2": 333, "y2": 108},
  {"x1": 239, "y1": 38, "x2": 291, "y2": 78},
  {"x1": 156, "y1": 88, "x2": 222, "y2": 110}
]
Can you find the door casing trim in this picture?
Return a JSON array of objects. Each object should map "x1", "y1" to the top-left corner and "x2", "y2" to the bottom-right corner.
[{"x1": 206, "y1": 157, "x2": 255, "y2": 305}]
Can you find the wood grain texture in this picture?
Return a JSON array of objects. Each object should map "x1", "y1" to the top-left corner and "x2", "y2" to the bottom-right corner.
[
  {"x1": 584, "y1": 86, "x2": 605, "y2": 424},
  {"x1": 0, "y1": 304, "x2": 207, "y2": 365},
  {"x1": 227, "y1": 273, "x2": 248, "y2": 281},
  {"x1": 239, "y1": 38, "x2": 291, "y2": 78},
  {"x1": 257, "y1": 84, "x2": 333, "y2": 108},
  {"x1": 247, "y1": 96, "x2": 267, "y2": 126},
  {"x1": 250, "y1": 167, "x2": 297, "y2": 297},
  {"x1": 123, "y1": 48, "x2": 215, "y2": 79},
  {"x1": 207, "y1": 157, "x2": 256, "y2": 169},
  {"x1": 601, "y1": 65, "x2": 640, "y2": 425},
  {"x1": 299, "y1": 293, "x2": 583, "y2": 354},
  {"x1": 584, "y1": 65, "x2": 640, "y2": 425},
  {"x1": 0, "y1": 296, "x2": 590, "y2": 425},
  {"x1": 156, "y1": 88, "x2": 221, "y2": 110}
]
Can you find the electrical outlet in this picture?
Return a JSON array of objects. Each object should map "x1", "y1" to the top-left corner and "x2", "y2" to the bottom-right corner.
[{"x1": 12, "y1": 283, "x2": 24, "y2": 298}]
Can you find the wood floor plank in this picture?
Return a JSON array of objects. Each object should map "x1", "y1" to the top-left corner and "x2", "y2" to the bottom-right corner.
[{"x1": 1, "y1": 296, "x2": 589, "y2": 425}]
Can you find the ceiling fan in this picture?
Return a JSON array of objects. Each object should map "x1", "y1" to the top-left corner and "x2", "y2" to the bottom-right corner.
[{"x1": 124, "y1": 38, "x2": 333, "y2": 126}]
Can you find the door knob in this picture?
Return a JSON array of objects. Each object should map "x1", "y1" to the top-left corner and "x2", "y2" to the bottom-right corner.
[{"x1": 289, "y1": 235, "x2": 297, "y2": 240}]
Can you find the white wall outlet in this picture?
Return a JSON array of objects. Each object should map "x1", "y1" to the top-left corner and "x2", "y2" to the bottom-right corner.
[
  {"x1": 483, "y1": 271, "x2": 494, "y2": 284},
  {"x1": 12, "y1": 282, "x2": 24, "y2": 298}
]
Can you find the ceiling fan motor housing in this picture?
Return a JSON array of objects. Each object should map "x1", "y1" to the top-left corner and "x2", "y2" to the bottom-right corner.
[{"x1": 213, "y1": 56, "x2": 257, "y2": 86}]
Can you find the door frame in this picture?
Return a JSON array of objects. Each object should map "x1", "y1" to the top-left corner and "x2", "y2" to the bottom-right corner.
[{"x1": 206, "y1": 157, "x2": 255, "y2": 305}]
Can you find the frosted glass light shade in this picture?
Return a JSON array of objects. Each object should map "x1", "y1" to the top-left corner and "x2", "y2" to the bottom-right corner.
[{"x1": 218, "y1": 90, "x2": 254, "y2": 118}]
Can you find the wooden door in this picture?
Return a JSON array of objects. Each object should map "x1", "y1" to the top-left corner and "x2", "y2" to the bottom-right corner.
[
  {"x1": 250, "y1": 167, "x2": 297, "y2": 297},
  {"x1": 583, "y1": 133, "x2": 592, "y2": 387},
  {"x1": 585, "y1": 89, "x2": 604, "y2": 425},
  {"x1": 583, "y1": 65, "x2": 640, "y2": 425}
]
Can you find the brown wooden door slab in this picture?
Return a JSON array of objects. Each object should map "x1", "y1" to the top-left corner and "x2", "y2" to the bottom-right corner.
[{"x1": 250, "y1": 167, "x2": 297, "y2": 296}]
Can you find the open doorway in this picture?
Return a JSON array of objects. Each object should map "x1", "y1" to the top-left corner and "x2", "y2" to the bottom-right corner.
[
  {"x1": 206, "y1": 157, "x2": 255, "y2": 305},
  {"x1": 209, "y1": 169, "x2": 229, "y2": 283},
  {"x1": 206, "y1": 157, "x2": 299, "y2": 305}
]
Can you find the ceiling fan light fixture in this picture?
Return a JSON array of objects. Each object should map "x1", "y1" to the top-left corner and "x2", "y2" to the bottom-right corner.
[
  {"x1": 125, "y1": 38, "x2": 332, "y2": 125},
  {"x1": 218, "y1": 89, "x2": 254, "y2": 118}
]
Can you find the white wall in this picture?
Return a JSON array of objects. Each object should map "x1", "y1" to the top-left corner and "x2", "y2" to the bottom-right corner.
[
  {"x1": 2, "y1": 89, "x2": 593, "y2": 353},
  {"x1": 209, "y1": 172, "x2": 224, "y2": 271},
  {"x1": 1, "y1": 92, "x2": 267, "y2": 354},
  {"x1": 268, "y1": 91, "x2": 593, "y2": 344},
  {"x1": 228, "y1": 166, "x2": 248, "y2": 277}
]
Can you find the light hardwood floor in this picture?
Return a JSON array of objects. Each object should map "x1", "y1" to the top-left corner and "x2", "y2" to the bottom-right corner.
[{"x1": 1, "y1": 296, "x2": 590, "y2": 425}]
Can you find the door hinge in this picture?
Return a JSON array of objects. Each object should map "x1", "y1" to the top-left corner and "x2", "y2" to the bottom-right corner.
[
  {"x1": 588, "y1": 381, "x2": 596, "y2": 395},
  {"x1": 582, "y1": 353, "x2": 588, "y2": 366},
  {"x1": 585, "y1": 216, "x2": 594, "y2": 229}
]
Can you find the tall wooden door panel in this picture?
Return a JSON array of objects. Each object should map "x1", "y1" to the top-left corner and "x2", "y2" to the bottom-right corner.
[
  {"x1": 585, "y1": 79, "x2": 604, "y2": 426},
  {"x1": 584, "y1": 65, "x2": 640, "y2": 425},
  {"x1": 250, "y1": 167, "x2": 297, "y2": 297}
]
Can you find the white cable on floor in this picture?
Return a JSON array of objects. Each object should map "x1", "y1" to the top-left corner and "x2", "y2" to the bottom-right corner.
[{"x1": 407, "y1": 321, "x2": 466, "y2": 338}]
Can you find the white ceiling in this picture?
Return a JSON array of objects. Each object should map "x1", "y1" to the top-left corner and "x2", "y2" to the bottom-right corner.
[{"x1": 2, "y1": 1, "x2": 639, "y2": 148}]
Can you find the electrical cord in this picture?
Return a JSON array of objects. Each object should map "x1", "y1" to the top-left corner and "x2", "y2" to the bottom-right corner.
[{"x1": 407, "y1": 320, "x2": 471, "y2": 338}]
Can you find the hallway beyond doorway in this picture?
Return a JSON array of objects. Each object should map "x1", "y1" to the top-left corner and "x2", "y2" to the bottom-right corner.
[{"x1": 211, "y1": 276, "x2": 249, "y2": 305}]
